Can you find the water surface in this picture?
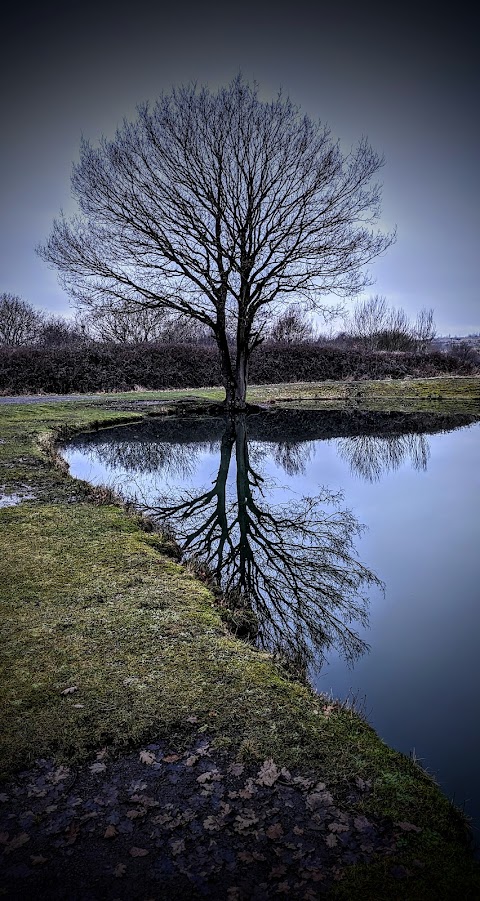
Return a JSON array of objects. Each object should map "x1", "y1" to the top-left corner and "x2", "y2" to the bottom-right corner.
[{"x1": 64, "y1": 409, "x2": 480, "y2": 840}]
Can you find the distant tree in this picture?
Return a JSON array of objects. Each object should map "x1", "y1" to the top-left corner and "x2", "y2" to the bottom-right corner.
[
  {"x1": 413, "y1": 307, "x2": 436, "y2": 351},
  {"x1": 349, "y1": 294, "x2": 389, "y2": 348},
  {"x1": 269, "y1": 305, "x2": 316, "y2": 343},
  {"x1": 77, "y1": 304, "x2": 171, "y2": 344},
  {"x1": 39, "y1": 315, "x2": 85, "y2": 346},
  {"x1": 77, "y1": 305, "x2": 213, "y2": 344},
  {"x1": 39, "y1": 76, "x2": 394, "y2": 411},
  {"x1": 346, "y1": 295, "x2": 436, "y2": 352},
  {"x1": 447, "y1": 341, "x2": 479, "y2": 366},
  {"x1": 0, "y1": 293, "x2": 44, "y2": 346}
]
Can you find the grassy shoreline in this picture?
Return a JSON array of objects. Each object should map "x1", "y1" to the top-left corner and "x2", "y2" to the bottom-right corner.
[{"x1": 1, "y1": 377, "x2": 479, "y2": 897}]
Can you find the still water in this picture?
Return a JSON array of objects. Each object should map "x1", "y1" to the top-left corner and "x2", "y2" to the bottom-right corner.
[{"x1": 64, "y1": 409, "x2": 480, "y2": 839}]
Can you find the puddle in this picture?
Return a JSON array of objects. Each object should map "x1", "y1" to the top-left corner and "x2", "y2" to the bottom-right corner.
[{"x1": 0, "y1": 491, "x2": 36, "y2": 508}]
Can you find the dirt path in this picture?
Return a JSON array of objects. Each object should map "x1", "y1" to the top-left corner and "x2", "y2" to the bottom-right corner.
[{"x1": 0, "y1": 394, "x2": 108, "y2": 405}]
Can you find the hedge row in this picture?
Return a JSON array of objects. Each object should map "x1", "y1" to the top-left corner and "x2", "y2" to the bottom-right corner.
[{"x1": 0, "y1": 341, "x2": 475, "y2": 395}]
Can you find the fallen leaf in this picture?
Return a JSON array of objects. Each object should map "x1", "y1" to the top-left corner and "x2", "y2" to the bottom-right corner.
[
  {"x1": 396, "y1": 821, "x2": 422, "y2": 833},
  {"x1": 353, "y1": 815, "x2": 370, "y2": 832},
  {"x1": 293, "y1": 825, "x2": 304, "y2": 835},
  {"x1": 256, "y1": 758, "x2": 280, "y2": 787},
  {"x1": 114, "y1": 862, "x2": 127, "y2": 877},
  {"x1": 152, "y1": 813, "x2": 172, "y2": 826},
  {"x1": 186, "y1": 715, "x2": 198, "y2": 723},
  {"x1": 292, "y1": 776, "x2": 312, "y2": 790},
  {"x1": 139, "y1": 750, "x2": 156, "y2": 765},
  {"x1": 276, "y1": 883, "x2": 290, "y2": 894},
  {"x1": 129, "y1": 847, "x2": 149, "y2": 857},
  {"x1": 49, "y1": 765, "x2": 70, "y2": 784},
  {"x1": 130, "y1": 794, "x2": 158, "y2": 809},
  {"x1": 203, "y1": 815, "x2": 222, "y2": 832},
  {"x1": 96, "y1": 747, "x2": 109, "y2": 760},
  {"x1": 31, "y1": 855, "x2": 48, "y2": 865},
  {"x1": 89, "y1": 761, "x2": 106, "y2": 775},
  {"x1": 171, "y1": 839, "x2": 185, "y2": 855},
  {"x1": 128, "y1": 780, "x2": 147, "y2": 793},
  {"x1": 6, "y1": 832, "x2": 30, "y2": 852},
  {"x1": 104, "y1": 825, "x2": 118, "y2": 838},
  {"x1": 163, "y1": 753, "x2": 181, "y2": 763},
  {"x1": 306, "y1": 790, "x2": 333, "y2": 811},
  {"x1": 266, "y1": 822, "x2": 284, "y2": 840},
  {"x1": 61, "y1": 686, "x2": 78, "y2": 695},
  {"x1": 269, "y1": 865, "x2": 287, "y2": 878},
  {"x1": 360, "y1": 842, "x2": 374, "y2": 853},
  {"x1": 354, "y1": 775, "x2": 371, "y2": 792},
  {"x1": 228, "y1": 762, "x2": 245, "y2": 777},
  {"x1": 65, "y1": 823, "x2": 79, "y2": 845},
  {"x1": 126, "y1": 808, "x2": 147, "y2": 819},
  {"x1": 325, "y1": 833, "x2": 338, "y2": 848},
  {"x1": 185, "y1": 755, "x2": 198, "y2": 766},
  {"x1": 328, "y1": 821, "x2": 349, "y2": 833},
  {"x1": 0, "y1": 793, "x2": 9, "y2": 803},
  {"x1": 73, "y1": 704, "x2": 84, "y2": 709},
  {"x1": 234, "y1": 810, "x2": 259, "y2": 831},
  {"x1": 196, "y1": 743, "x2": 210, "y2": 756},
  {"x1": 304, "y1": 868, "x2": 324, "y2": 883}
]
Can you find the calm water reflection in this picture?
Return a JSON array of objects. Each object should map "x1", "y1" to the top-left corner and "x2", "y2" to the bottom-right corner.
[{"x1": 64, "y1": 409, "x2": 480, "y2": 838}]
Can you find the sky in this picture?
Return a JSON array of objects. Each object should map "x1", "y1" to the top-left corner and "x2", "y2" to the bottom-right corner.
[{"x1": 1, "y1": 2, "x2": 478, "y2": 336}]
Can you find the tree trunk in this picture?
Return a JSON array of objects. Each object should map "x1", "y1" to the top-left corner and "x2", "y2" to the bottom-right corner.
[
  {"x1": 216, "y1": 330, "x2": 236, "y2": 412},
  {"x1": 234, "y1": 348, "x2": 248, "y2": 410},
  {"x1": 216, "y1": 331, "x2": 249, "y2": 413}
]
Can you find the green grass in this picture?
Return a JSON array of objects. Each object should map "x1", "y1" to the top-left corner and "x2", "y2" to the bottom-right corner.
[{"x1": 1, "y1": 381, "x2": 479, "y2": 898}]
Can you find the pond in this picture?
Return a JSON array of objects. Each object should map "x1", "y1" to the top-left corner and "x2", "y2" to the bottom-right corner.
[{"x1": 64, "y1": 408, "x2": 480, "y2": 842}]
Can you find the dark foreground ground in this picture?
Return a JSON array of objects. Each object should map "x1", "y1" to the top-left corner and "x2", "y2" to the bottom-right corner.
[{"x1": 1, "y1": 734, "x2": 433, "y2": 901}]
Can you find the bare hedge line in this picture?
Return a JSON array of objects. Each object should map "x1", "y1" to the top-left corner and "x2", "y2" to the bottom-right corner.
[{"x1": 0, "y1": 341, "x2": 475, "y2": 395}]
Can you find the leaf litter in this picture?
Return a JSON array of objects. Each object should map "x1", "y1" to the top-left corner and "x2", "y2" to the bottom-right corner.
[{"x1": 0, "y1": 733, "x2": 421, "y2": 898}]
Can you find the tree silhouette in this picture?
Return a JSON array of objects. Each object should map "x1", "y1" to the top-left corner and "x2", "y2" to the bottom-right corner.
[{"x1": 39, "y1": 76, "x2": 394, "y2": 411}]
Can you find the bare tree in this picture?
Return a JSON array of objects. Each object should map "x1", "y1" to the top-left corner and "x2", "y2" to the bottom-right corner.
[
  {"x1": 0, "y1": 293, "x2": 44, "y2": 346},
  {"x1": 39, "y1": 314, "x2": 85, "y2": 346},
  {"x1": 38, "y1": 76, "x2": 394, "y2": 411},
  {"x1": 77, "y1": 304, "x2": 171, "y2": 343},
  {"x1": 349, "y1": 294, "x2": 389, "y2": 348},
  {"x1": 347, "y1": 295, "x2": 436, "y2": 352},
  {"x1": 269, "y1": 304, "x2": 316, "y2": 343},
  {"x1": 413, "y1": 307, "x2": 436, "y2": 352}
]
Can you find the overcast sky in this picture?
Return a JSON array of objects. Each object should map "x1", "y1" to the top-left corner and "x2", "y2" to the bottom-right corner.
[{"x1": 1, "y1": 2, "x2": 478, "y2": 335}]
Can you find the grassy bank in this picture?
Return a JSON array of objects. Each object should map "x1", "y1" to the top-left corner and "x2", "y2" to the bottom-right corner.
[{"x1": 1, "y1": 381, "x2": 479, "y2": 898}]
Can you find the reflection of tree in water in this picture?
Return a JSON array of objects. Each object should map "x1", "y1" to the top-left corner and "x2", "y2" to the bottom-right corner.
[
  {"x1": 142, "y1": 417, "x2": 382, "y2": 671},
  {"x1": 72, "y1": 437, "x2": 214, "y2": 481},
  {"x1": 272, "y1": 440, "x2": 316, "y2": 476},
  {"x1": 242, "y1": 440, "x2": 316, "y2": 477},
  {"x1": 336, "y1": 432, "x2": 430, "y2": 482},
  {"x1": 69, "y1": 409, "x2": 475, "y2": 672}
]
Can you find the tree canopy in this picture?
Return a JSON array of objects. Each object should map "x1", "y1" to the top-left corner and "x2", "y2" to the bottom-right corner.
[{"x1": 39, "y1": 76, "x2": 394, "y2": 409}]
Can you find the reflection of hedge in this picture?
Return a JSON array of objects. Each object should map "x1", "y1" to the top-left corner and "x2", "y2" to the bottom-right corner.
[{"x1": 0, "y1": 341, "x2": 475, "y2": 394}]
